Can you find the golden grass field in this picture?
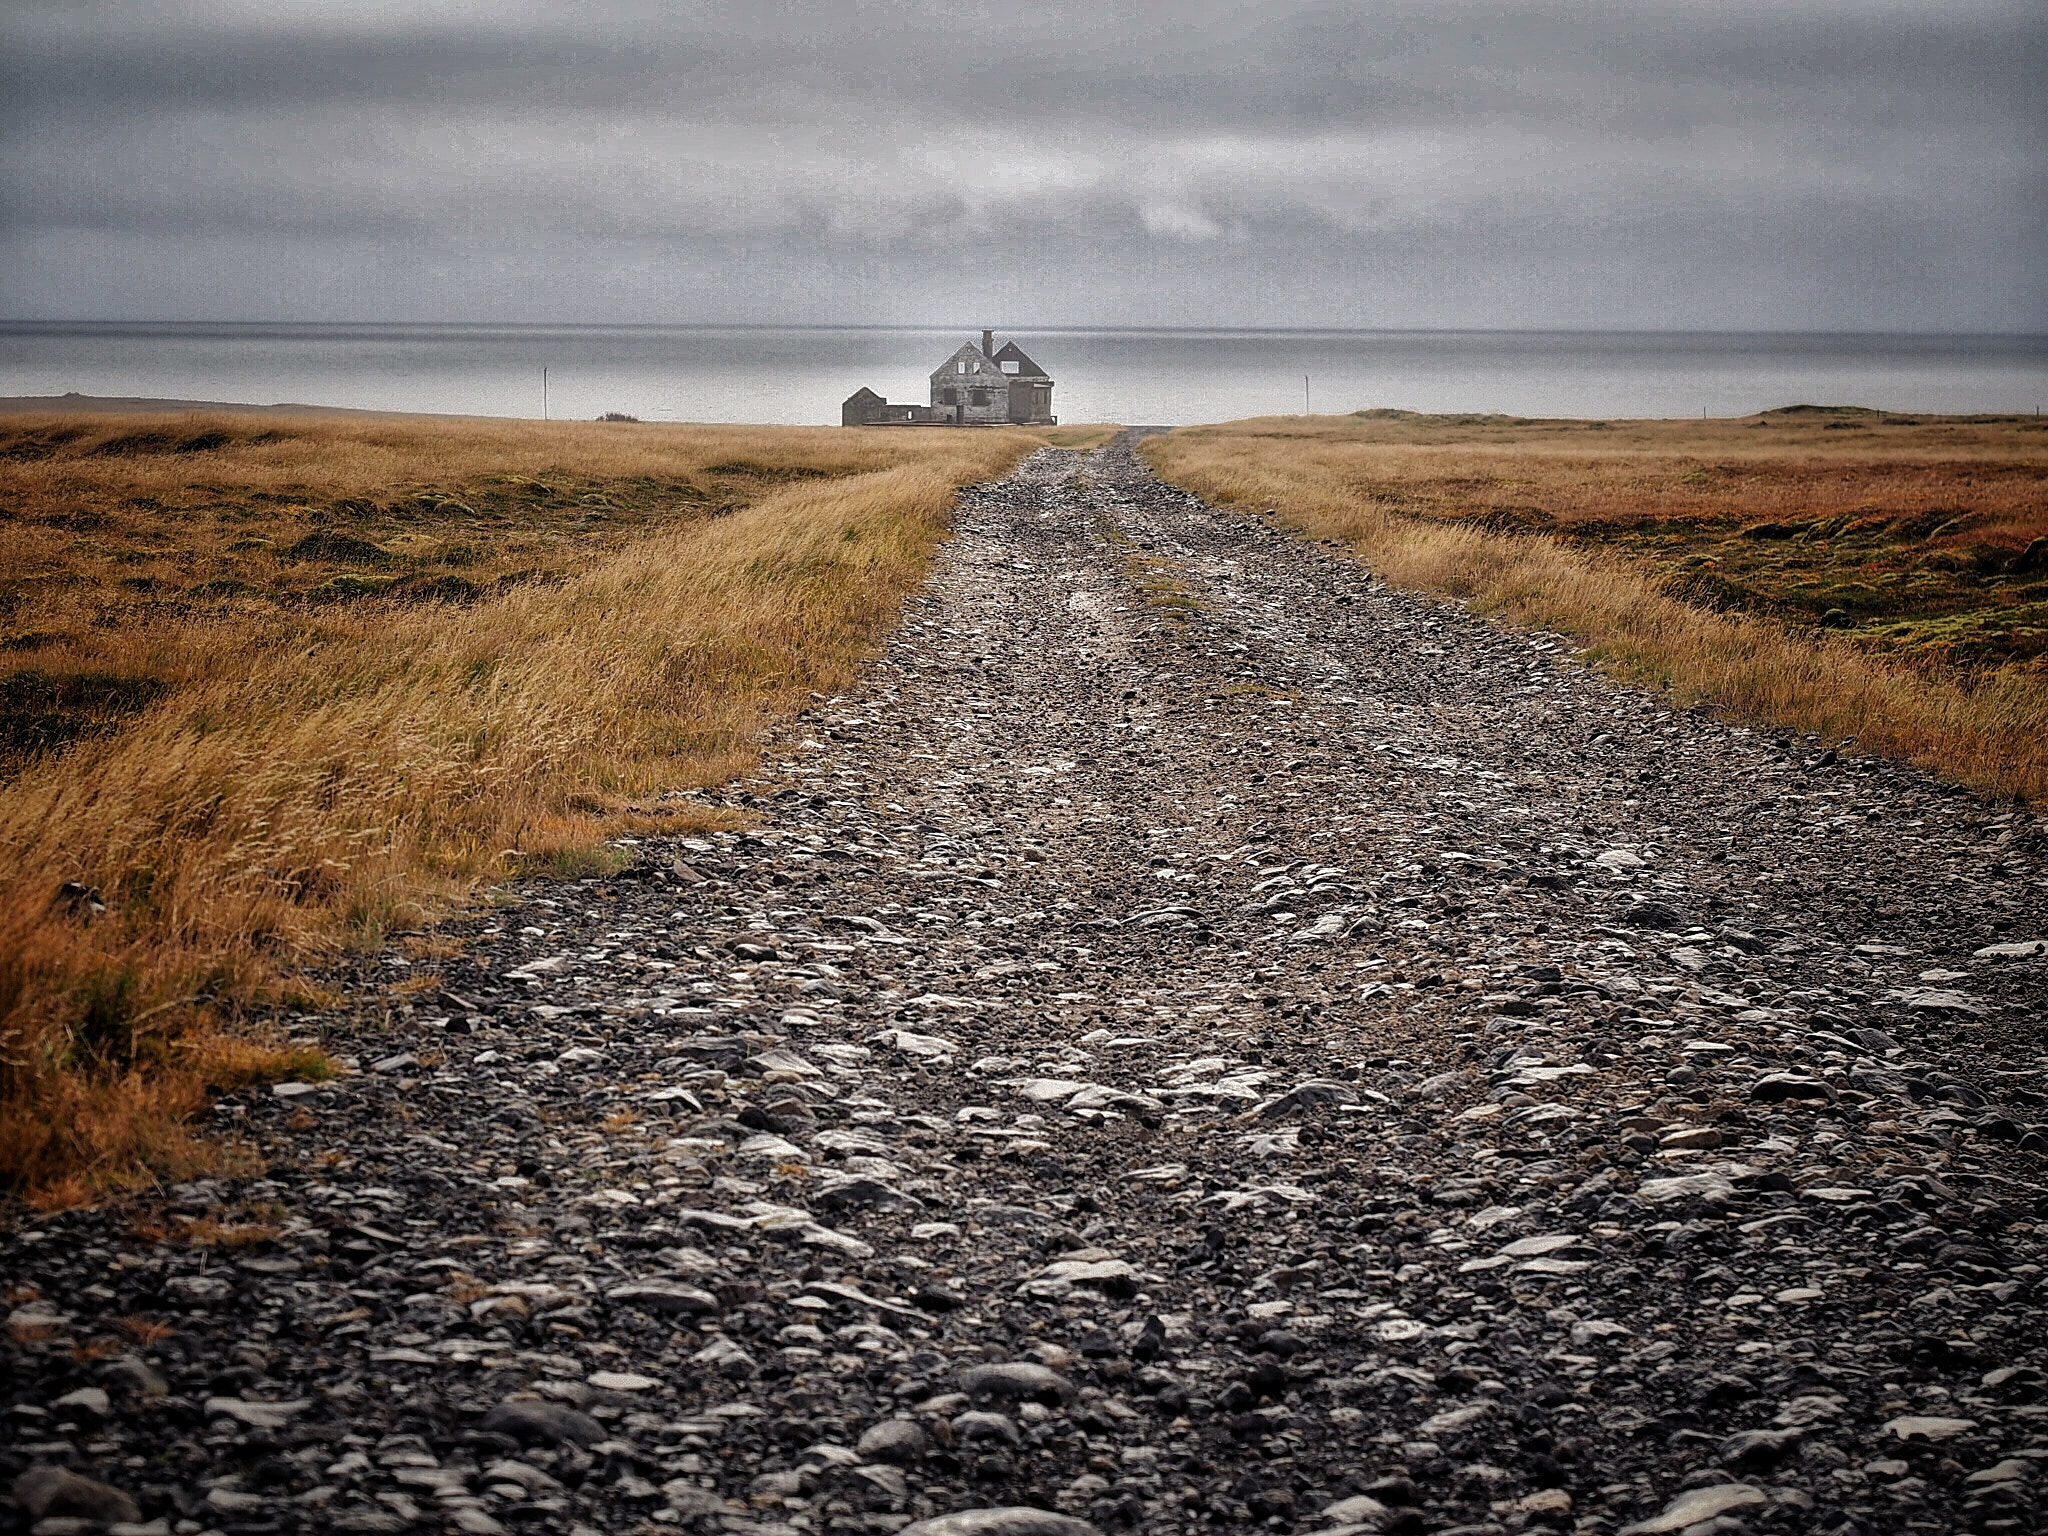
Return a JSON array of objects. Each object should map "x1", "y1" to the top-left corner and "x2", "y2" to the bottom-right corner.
[
  {"x1": 10, "y1": 403, "x2": 2044, "y2": 1202},
  {"x1": 0, "y1": 412, "x2": 1036, "y2": 1202},
  {"x1": 1146, "y1": 408, "x2": 2048, "y2": 800}
]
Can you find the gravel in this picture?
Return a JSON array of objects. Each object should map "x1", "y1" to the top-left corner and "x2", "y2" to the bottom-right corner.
[{"x1": 6, "y1": 433, "x2": 2046, "y2": 1536}]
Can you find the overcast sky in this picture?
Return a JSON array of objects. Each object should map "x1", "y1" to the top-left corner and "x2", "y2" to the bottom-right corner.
[{"x1": 2, "y1": 0, "x2": 2041, "y2": 330}]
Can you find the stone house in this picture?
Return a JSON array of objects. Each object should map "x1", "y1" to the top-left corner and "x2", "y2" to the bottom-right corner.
[{"x1": 842, "y1": 331, "x2": 1055, "y2": 426}]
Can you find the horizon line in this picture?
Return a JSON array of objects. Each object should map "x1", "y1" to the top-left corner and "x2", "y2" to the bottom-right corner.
[{"x1": 3, "y1": 318, "x2": 2046, "y2": 342}]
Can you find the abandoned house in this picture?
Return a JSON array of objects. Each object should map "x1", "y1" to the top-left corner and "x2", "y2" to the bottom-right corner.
[{"x1": 841, "y1": 330, "x2": 1055, "y2": 426}]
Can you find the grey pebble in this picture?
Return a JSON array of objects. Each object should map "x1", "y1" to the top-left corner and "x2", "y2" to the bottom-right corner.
[
  {"x1": 604, "y1": 1278, "x2": 720, "y2": 1314},
  {"x1": 856, "y1": 1418, "x2": 931, "y2": 1463},
  {"x1": 12, "y1": 1466, "x2": 142, "y2": 1524},
  {"x1": 477, "y1": 1398, "x2": 605, "y2": 1447},
  {"x1": 898, "y1": 1510, "x2": 1102, "y2": 1536},
  {"x1": 957, "y1": 1362, "x2": 1075, "y2": 1403},
  {"x1": 952, "y1": 1410, "x2": 1023, "y2": 1445}
]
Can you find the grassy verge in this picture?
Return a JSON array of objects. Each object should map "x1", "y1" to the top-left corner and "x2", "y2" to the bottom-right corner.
[
  {"x1": 1143, "y1": 411, "x2": 2048, "y2": 801},
  {"x1": 1, "y1": 413, "x2": 1034, "y2": 1203},
  {"x1": 1094, "y1": 517, "x2": 1204, "y2": 624}
]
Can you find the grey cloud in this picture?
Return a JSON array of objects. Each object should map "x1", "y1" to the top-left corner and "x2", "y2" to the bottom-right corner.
[
  {"x1": 0, "y1": 0, "x2": 2040, "y2": 328},
  {"x1": 10, "y1": 2, "x2": 2041, "y2": 131}
]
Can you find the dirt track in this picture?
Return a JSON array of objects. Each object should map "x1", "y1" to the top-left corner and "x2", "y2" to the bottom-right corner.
[{"x1": 6, "y1": 435, "x2": 2047, "y2": 1536}]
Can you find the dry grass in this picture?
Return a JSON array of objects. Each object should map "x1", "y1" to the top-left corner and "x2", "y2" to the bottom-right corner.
[
  {"x1": 1037, "y1": 424, "x2": 1123, "y2": 451},
  {"x1": 125, "y1": 1211, "x2": 285, "y2": 1249},
  {"x1": 1, "y1": 412, "x2": 1033, "y2": 1203},
  {"x1": 1091, "y1": 508, "x2": 1204, "y2": 624},
  {"x1": 1245, "y1": 407, "x2": 2047, "y2": 534},
  {"x1": 1151, "y1": 409, "x2": 2048, "y2": 666},
  {"x1": 1144, "y1": 410, "x2": 2048, "y2": 802}
]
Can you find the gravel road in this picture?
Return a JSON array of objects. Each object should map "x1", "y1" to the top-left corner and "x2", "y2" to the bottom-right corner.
[{"x1": 8, "y1": 435, "x2": 2048, "y2": 1536}]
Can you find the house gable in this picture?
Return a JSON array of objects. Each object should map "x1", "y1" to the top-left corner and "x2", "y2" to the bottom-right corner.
[
  {"x1": 991, "y1": 342, "x2": 1048, "y2": 380},
  {"x1": 929, "y1": 340, "x2": 1013, "y2": 423},
  {"x1": 928, "y1": 342, "x2": 1005, "y2": 386}
]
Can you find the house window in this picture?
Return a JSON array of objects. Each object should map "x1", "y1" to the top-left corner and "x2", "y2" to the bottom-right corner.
[
  {"x1": 969, "y1": 389, "x2": 990, "y2": 407},
  {"x1": 958, "y1": 360, "x2": 971, "y2": 374},
  {"x1": 1001, "y1": 360, "x2": 1019, "y2": 373},
  {"x1": 941, "y1": 388, "x2": 957, "y2": 405}
]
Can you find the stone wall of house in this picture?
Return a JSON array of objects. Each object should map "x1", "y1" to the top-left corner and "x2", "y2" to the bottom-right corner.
[
  {"x1": 930, "y1": 344, "x2": 1014, "y2": 425},
  {"x1": 1007, "y1": 377, "x2": 1054, "y2": 424},
  {"x1": 842, "y1": 393, "x2": 947, "y2": 426}
]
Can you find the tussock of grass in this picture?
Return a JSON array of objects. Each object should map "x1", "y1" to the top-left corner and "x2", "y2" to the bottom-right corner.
[
  {"x1": 1, "y1": 413, "x2": 1032, "y2": 1201},
  {"x1": 1145, "y1": 417, "x2": 2048, "y2": 803},
  {"x1": 1092, "y1": 506, "x2": 1203, "y2": 621},
  {"x1": 1127, "y1": 559, "x2": 1205, "y2": 620}
]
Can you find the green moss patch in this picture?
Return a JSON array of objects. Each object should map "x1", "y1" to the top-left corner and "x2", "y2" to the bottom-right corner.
[{"x1": 1576, "y1": 506, "x2": 2048, "y2": 671}]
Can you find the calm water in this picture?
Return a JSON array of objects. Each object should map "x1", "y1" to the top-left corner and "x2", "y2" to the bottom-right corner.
[{"x1": 1, "y1": 323, "x2": 2043, "y2": 425}]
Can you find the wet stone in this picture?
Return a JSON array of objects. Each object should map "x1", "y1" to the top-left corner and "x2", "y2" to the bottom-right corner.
[
  {"x1": 856, "y1": 1417, "x2": 931, "y2": 1463},
  {"x1": 1619, "y1": 1482, "x2": 1768, "y2": 1533},
  {"x1": 12, "y1": 1466, "x2": 143, "y2": 1524},
  {"x1": 899, "y1": 1511, "x2": 1102, "y2": 1536},
  {"x1": 957, "y1": 1363, "x2": 1075, "y2": 1403},
  {"x1": 603, "y1": 1278, "x2": 720, "y2": 1314},
  {"x1": 477, "y1": 1399, "x2": 606, "y2": 1447},
  {"x1": 952, "y1": 1409, "x2": 1023, "y2": 1445}
]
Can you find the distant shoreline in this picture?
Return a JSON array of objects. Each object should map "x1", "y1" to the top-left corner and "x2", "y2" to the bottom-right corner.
[
  {"x1": 0, "y1": 393, "x2": 478, "y2": 419},
  {"x1": 7, "y1": 329, "x2": 2041, "y2": 422},
  {"x1": 3, "y1": 321, "x2": 2044, "y2": 339}
]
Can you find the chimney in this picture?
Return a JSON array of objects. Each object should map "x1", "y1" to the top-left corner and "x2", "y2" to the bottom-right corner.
[{"x1": 981, "y1": 329, "x2": 995, "y2": 357}]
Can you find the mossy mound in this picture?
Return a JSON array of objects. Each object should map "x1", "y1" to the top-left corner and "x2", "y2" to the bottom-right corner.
[
  {"x1": 305, "y1": 573, "x2": 404, "y2": 602},
  {"x1": 282, "y1": 531, "x2": 393, "y2": 566},
  {"x1": 394, "y1": 574, "x2": 485, "y2": 605},
  {"x1": 0, "y1": 669, "x2": 167, "y2": 763}
]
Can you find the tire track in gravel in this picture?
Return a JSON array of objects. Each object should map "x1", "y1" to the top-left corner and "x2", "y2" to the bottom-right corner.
[{"x1": 7, "y1": 433, "x2": 2048, "y2": 1536}]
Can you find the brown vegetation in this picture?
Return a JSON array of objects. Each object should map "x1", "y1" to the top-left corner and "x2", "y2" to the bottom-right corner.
[
  {"x1": 1144, "y1": 409, "x2": 2048, "y2": 801},
  {"x1": 1, "y1": 412, "x2": 1033, "y2": 1203}
]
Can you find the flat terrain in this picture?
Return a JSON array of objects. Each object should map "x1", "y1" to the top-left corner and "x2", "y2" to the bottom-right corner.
[
  {"x1": 4, "y1": 417, "x2": 731, "y2": 767},
  {"x1": 0, "y1": 412, "x2": 965, "y2": 769},
  {"x1": 7, "y1": 436, "x2": 2045, "y2": 1536},
  {"x1": 1146, "y1": 414, "x2": 2048, "y2": 805},
  {"x1": 0, "y1": 395, "x2": 432, "y2": 418},
  {"x1": 1162, "y1": 409, "x2": 2048, "y2": 669},
  {"x1": 0, "y1": 411, "x2": 1031, "y2": 1197}
]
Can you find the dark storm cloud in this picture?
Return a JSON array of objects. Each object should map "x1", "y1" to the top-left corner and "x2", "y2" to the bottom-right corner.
[{"x1": 2, "y1": 0, "x2": 2041, "y2": 327}]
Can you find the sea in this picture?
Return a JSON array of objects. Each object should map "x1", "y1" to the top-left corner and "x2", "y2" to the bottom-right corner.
[{"x1": 1, "y1": 323, "x2": 2043, "y2": 426}]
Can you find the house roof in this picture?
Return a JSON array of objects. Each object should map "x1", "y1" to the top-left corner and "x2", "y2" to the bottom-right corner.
[
  {"x1": 991, "y1": 341, "x2": 1049, "y2": 380},
  {"x1": 843, "y1": 387, "x2": 884, "y2": 403}
]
